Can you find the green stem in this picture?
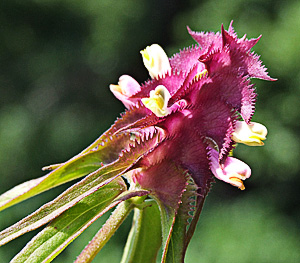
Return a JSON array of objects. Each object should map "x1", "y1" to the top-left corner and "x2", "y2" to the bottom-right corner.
[
  {"x1": 121, "y1": 200, "x2": 162, "y2": 263},
  {"x1": 74, "y1": 200, "x2": 134, "y2": 263}
]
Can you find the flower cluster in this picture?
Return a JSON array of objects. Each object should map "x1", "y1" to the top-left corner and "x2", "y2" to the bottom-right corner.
[{"x1": 109, "y1": 23, "x2": 274, "y2": 206}]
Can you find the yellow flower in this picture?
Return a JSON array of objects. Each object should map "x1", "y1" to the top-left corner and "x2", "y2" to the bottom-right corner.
[
  {"x1": 232, "y1": 121, "x2": 267, "y2": 146},
  {"x1": 141, "y1": 85, "x2": 171, "y2": 117},
  {"x1": 140, "y1": 44, "x2": 171, "y2": 79}
]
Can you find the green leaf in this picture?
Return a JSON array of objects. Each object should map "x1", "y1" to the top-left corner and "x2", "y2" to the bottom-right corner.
[
  {"x1": 74, "y1": 193, "x2": 150, "y2": 263},
  {"x1": 184, "y1": 188, "x2": 209, "y2": 249},
  {"x1": 163, "y1": 176, "x2": 210, "y2": 263},
  {"x1": 0, "y1": 132, "x2": 133, "y2": 212},
  {"x1": 0, "y1": 132, "x2": 159, "y2": 246},
  {"x1": 0, "y1": 163, "x2": 126, "y2": 246},
  {"x1": 165, "y1": 219, "x2": 186, "y2": 263},
  {"x1": 121, "y1": 200, "x2": 162, "y2": 263},
  {"x1": 158, "y1": 202, "x2": 177, "y2": 263},
  {"x1": 79, "y1": 104, "x2": 150, "y2": 154},
  {"x1": 10, "y1": 178, "x2": 126, "y2": 263}
]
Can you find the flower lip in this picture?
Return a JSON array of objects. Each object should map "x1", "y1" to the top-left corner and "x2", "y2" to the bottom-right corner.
[
  {"x1": 110, "y1": 75, "x2": 140, "y2": 97},
  {"x1": 229, "y1": 176, "x2": 245, "y2": 190}
]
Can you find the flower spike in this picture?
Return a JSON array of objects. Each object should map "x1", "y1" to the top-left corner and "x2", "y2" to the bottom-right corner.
[
  {"x1": 232, "y1": 121, "x2": 267, "y2": 146},
  {"x1": 141, "y1": 85, "x2": 171, "y2": 117},
  {"x1": 141, "y1": 44, "x2": 171, "y2": 79}
]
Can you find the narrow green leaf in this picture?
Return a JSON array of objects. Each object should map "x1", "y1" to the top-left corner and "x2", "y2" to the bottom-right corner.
[
  {"x1": 0, "y1": 132, "x2": 133, "y2": 212},
  {"x1": 79, "y1": 104, "x2": 150, "y2": 155},
  {"x1": 75, "y1": 195, "x2": 143, "y2": 263},
  {"x1": 10, "y1": 178, "x2": 126, "y2": 263},
  {"x1": 158, "y1": 202, "x2": 177, "y2": 263},
  {"x1": 0, "y1": 132, "x2": 159, "y2": 246},
  {"x1": 165, "y1": 221, "x2": 185, "y2": 263},
  {"x1": 0, "y1": 161, "x2": 126, "y2": 246},
  {"x1": 0, "y1": 176, "x2": 47, "y2": 208},
  {"x1": 184, "y1": 188, "x2": 209, "y2": 249},
  {"x1": 121, "y1": 200, "x2": 162, "y2": 263}
]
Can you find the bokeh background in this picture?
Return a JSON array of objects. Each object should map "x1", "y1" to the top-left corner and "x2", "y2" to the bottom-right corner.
[{"x1": 0, "y1": 0, "x2": 299, "y2": 262}]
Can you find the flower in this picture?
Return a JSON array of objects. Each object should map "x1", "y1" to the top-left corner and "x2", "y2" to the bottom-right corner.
[
  {"x1": 209, "y1": 148, "x2": 251, "y2": 190},
  {"x1": 140, "y1": 44, "x2": 171, "y2": 79},
  {"x1": 141, "y1": 85, "x2": 171, "y2": 117},
  {"x1": 110, "y1": 75, "x2": 141, "y2": 108},
  {"x1": 232, "y1": 121, "x2": 268, "y2": 146}
]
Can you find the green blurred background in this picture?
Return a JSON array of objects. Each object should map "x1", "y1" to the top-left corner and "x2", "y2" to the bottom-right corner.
[{"x1": 0, "y1": 0, "x2": 299, "y2": 262}]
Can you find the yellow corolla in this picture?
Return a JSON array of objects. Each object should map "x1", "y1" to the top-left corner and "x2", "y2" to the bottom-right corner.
[
  {"x1": 141, "y1": 85, "x2": 171, "y2": 117},
  {"x1": 232, "y1": 121, "x2": 267, "y2": 146}
]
